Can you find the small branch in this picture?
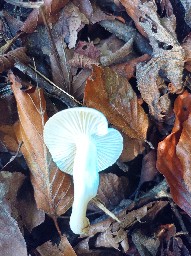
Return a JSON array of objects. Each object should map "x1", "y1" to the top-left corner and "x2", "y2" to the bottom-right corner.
[
  {"x1": 91, "y1": 197, "x2": 121, "y2": 223},
  {"x1": 100, "y1": 38, "x2": 133, "y2": 66},
  {"x1": 100, "y1": 20, "x2": 136, "y2": 43}
]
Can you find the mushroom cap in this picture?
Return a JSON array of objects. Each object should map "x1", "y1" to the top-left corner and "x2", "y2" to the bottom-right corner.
[{"x1": 43, "y1": 107, "x2": 123, "y2": 175}]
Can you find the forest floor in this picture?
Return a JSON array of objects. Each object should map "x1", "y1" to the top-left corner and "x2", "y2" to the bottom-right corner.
[{"x1": 0, "y1": 0, "x2": 191, "y2": 255}]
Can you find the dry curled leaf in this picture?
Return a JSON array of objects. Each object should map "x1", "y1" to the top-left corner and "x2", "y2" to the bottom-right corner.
[
  {"x1": 0, "y1": 182, "x2": 27, "y2": 256},
  {"x1": 139, "y1": 150, "x2": 158, "y2": 187},
  {"x1": 9, "y1": 73, "x2": 73, "y2": 219},
  {"x1": 157, "y1": 224, "x2": 190, "y2": 255},
  {"x1": 72, "y1": 0, "x2": 93, "y2": 18},
  {"x1": 84, "y1": 65, "x2": 149, "y2": 141},
  {"x1": 157, "y1": 90, "x2": 191, "y2": 217},
  {"x1": 0, "y1": 47, "x2": 30, "y2": 73},
  {"x1": 0, "y1": 125, "x2": 18, "y2": 153},
  {"x1": 112, "y1": 54, "x2": 150, "y2": 80},
  {"x1": 120, "y1": 0, "x2": 185, "y2": 120},
  {"x1": 75, "y1": 41, "x2": 100, "y2": 60},
  {"x1": 69, "y1": 53, "x2": 99, "y2": 69},
  {"x1": 21, "y1": 0, "x2": 69, "y2": 33}
]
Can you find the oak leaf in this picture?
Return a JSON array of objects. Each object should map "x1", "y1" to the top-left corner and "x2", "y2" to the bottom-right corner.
[
  {"x1": 9, "y1": 73, "x2": 73, "y2": 219},
  {"x1": 157, "y1": 90, "x2": 191, "y2": 217}
]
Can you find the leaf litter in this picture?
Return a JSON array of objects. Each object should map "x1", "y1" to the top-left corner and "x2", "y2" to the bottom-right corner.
[{"x1": 0, "y1": 0, "x2": 191, "y2": 255}]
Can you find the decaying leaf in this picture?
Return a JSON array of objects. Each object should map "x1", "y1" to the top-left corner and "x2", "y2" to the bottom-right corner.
[
  {"x1": 157, "y1": 224, "x2": 190, "y2": 255},
  {"x1": 9, "y1": 73, "x2": 73, "y2": 219},
  {"x1": 0, "y1": 47, "x2": 30, "y2": 73},
  {"x1": 17, "y1": 179, "x2": 45, "y2": 232},
  {"x1": 72, "y1": 69, "x2": 91, "y2": 100},
  {"x1": 20, "y1": 0, "x2": 69, "y2": 33},
  {"x1": 112, "y1": 54, "x2": 150, "y2": 80},
  {"x1": 37, "y1": 235, "x2": 77, "y2": 256},
  {"x1": 64, "y1": 2, "x2": 89, "y2": 49},
  {"x1": 119, "y1": 133, "x2": 144, "y2": 162},
  {"x1": 75, "y1": 41, "x2": 100, "y2": 60},
  {"x1": 120, "y1": 0, "x2": 185, "y2": 120},
  {"x1": 84, "y1": 65, "x2": 149, "y2": 142},
  {"x1": 179, "y1": 0, "x2": 191, "y2": 28},
  {"x1": 157, "y1": 90, "x2": 191, "y2": 217},
  {"x1": 139, "y1": 150, "x2": 158, "y2": 187},
  {"x1": 0, "y1": 125, "x2": 18, "y2": 153},
  {"x1": 0, "y1": 182, "x2": 27, "y2": 256},
  {"x1": 88, "y1": 173, "x2": 129, "y2": 211},
  {"x1": 131, "y1": 229, "x2": 160, "y2": 256},
  {"x1": 182, "y1": 33, "x2": 191, "y2": 72},
  {"x1": 69, "y1": 53, "x2": 99, "y2": 69}
]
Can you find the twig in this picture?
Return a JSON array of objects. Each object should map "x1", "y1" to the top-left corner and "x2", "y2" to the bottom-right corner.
[
  {"x1": 100, "y1": 20, "x2": 136, "y2": 43},
  {"x1": 91, "y1": 197, "x2": 121, "y2": 223},
  {"x1": 14, "y1": 62, "x2": 81, "y2": 107},
  {"x1": 0, "y1": 141, "x2": 23, "y2": 171},
  {"x1": 100, "y1": 20, "x2": 152, "y2": 55},
  {"x1": 100, "y1": 38, "x2": 133, "y2": 66}
]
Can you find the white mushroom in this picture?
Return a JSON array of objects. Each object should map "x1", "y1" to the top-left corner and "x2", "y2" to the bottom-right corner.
[{"x1": 43, "y1": 107, "x2": 123, "y2": 234}]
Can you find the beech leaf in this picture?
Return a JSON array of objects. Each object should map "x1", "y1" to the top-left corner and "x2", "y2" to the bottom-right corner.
[
  {"x1": 84, "y1": 65, "x2": 149, "y2": 141},
  {"x1": 157, "y1": 90, "x2": 191, "y2": 217},
  {"x1": 9, "y1": 73, "x2": 73, "y2": 218}
]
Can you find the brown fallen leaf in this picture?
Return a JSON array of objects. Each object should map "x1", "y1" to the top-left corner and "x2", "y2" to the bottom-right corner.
[
  {"x1": 0, "y1": 125, "x2": 18, "y2": 153},
  {"x1": 72, "y1": 0, "x2": 93, "y2": 18},
  {"x1": 131, "y1": 229, "x2": 160, "y2": 256},
  {"x1": 0, "y1": 171, "x2": 25, "y2": 223},
  {"x1": 112, "y1": 54, "x2": 150, "y2": 80},
  {"x1": 72, "y1": 69, "x2": 91, "y2": 100},
  {"x1": 84, "y1": 65, "x2": 149, "y2": 141},
  {"x1": 139, "y1": 150, "x2": 158, "y2": 187},
  {"x1": 88, "y1": 173, "x2": 129, "y2": 211},
  {"x1": 120, "y1": 0, "x2": 185, "y2": 120},
  {"x1": 17, "y1": 179, "x2": 45, "y2": 232},
  {"x1": 37, "y1": 235, "x2": 77, "y2": 256},
  {"x1": 69, "y1": 53, "x2": 99, "y2": 69},
  {"x1": 75, "y1": 41, "x2": 100, "y2": 60},
  {"x1": 21, "y1": 0, "x2": 69, "y2": 33},
  {"x1": 119, "y1": 133, "x2": 144, "y2": 162},
  {"x1": 0, "y1": 47, "x2": 30, "y2": 73},
  {"x1": 0, "y1": 182, "x2": 27, "y2": 256},
  {"x1": 157, "y1": 224, "x2": 190, "y2": 255},
  {"x1": 9, "y1": 73, "x2": 73, "y2": 223},
  {"x1": 182, "y1": 33, "x2": 191, "y2": 72},
  {"x1": 157, "y1": 90, "x2": 191, "y2": 217}
]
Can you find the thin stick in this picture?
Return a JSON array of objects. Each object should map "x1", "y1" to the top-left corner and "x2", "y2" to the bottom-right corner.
[{"x1": 91, "y1": 197, "x2": 121, "y2": 223}]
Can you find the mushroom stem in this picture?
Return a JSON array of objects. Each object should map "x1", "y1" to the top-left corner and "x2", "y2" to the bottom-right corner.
[{"x1": 70, "y1": 135, "x2": 99, "y2": 234}]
